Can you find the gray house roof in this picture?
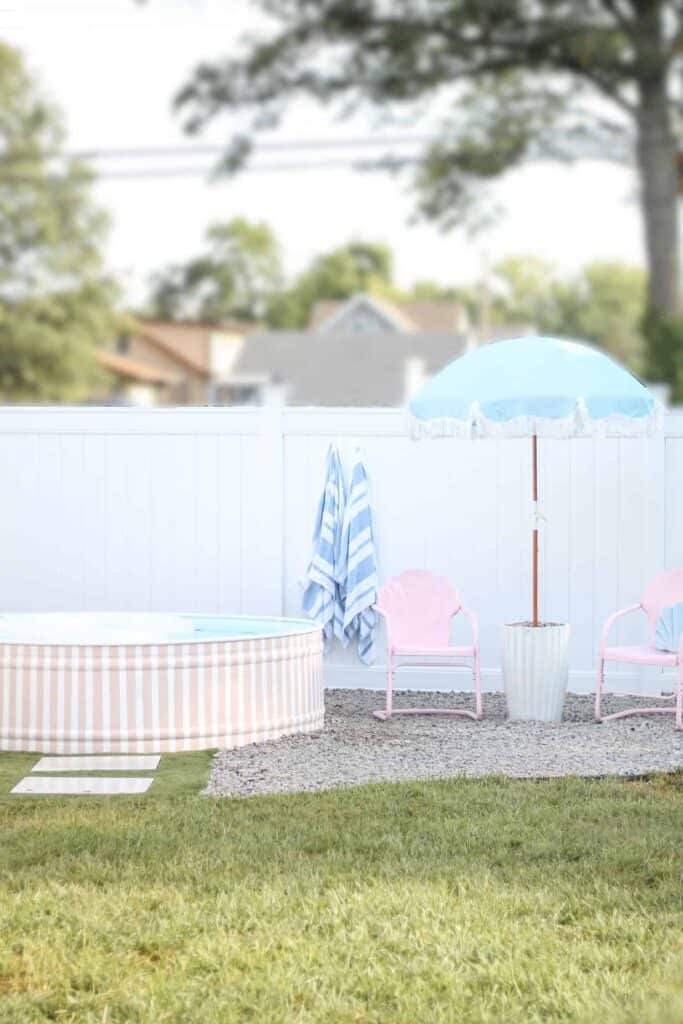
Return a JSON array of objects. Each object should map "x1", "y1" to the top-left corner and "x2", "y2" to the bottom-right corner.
[
  {"x1": 230, "y1": 330, "x2": 471, "y2": 406},
  {"x1": 309, "y1": 294, "x2": 467, "y2": 333}
]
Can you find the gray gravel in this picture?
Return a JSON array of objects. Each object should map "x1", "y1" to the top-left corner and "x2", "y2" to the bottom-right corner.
[{"x1": 206, "y1": 689, "x2": 683, "y2": 797}]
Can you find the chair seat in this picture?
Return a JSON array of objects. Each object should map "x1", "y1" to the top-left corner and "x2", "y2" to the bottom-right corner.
[
  {"x1": 393, "y1": 644, "x2": 475, "y2": 658},
  {"x1": 603, "y1": 644, "x2": 678, "y2": 667}
]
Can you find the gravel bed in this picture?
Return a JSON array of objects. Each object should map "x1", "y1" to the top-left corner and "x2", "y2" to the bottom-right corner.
[{"x1": 206, "y1": 689, "x2": 683, "y2": 797}]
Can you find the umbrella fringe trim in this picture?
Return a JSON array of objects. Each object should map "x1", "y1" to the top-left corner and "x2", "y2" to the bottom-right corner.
[{"x1": 410, "y1": 399, "x2": 664, "y2": 440}]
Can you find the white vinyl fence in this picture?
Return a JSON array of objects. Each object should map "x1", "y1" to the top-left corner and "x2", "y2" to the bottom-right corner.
[{"x1": 0, "y1": 405, "x2": 681, "y2": 694}]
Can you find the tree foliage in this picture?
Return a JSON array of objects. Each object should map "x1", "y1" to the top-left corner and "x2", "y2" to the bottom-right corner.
[
  {"x1": 147, "y1": 217, "x2": 647, "y2": 366},
  {"x1": 487, "y1": 255, "x2": 647, "y2": 370},
  {"x1": 269, "y1": 242, "x2": 393, "y2": 327},
  {"x1": 175, "y1": 0, "x2": 682, "y2": 322},
  {"x1": 556, "y1": 262, "x2": 647, "y2": 369},
  {"x1": 150, "y1": 232, "x2": 394, "y2": 328},
  {"x1": 149, "y1": 218, "x2": 283, "y2": 322},
  {"x1": 0, "y1": 44, "x2": 116, "y2": 401},
  {"x1": 643, "y1": 312, "x2": 683, "y2": 401}
]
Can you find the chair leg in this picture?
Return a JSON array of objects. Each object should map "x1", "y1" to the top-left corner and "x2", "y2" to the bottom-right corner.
[
  {"x1": 385, "y1": 652, "x2": 393, "y2": 719},
  {"x1": 595, "y1": 658, "x2": 605, "y2": 722},
  {"x1": 473, "y1": 651, "x2": 482, "y2": 720},
  {"x1": 676, "y1": 661, "x2": 683, "y2": 732}
]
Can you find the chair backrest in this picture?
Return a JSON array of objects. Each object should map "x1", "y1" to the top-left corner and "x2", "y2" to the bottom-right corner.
[
  {"x1": 375, "y1": 570, "x2": 461, "y2": 647},
  {"x1": 641, "y1": 569, "x2": 683, "y2": 644}
]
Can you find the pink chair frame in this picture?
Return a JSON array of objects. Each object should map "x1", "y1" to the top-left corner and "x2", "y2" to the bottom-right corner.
[
  {"x1": 596, "y1": 569, "x2": 683, "y2": 730},
  {"x1": 372, "y1": 570, "x2": 482, "y2": 722}
]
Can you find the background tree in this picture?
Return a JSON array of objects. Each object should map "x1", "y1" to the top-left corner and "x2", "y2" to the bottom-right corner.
[
  {"x1": 487, "y1": 256, "x2": 560, "y2": 331},
  {"x1": 268, "y1": 241, "x2": 393, "y2": 327},
  {"x1": 175, "y1": 0, "x2": 682, "y2": 355},
  {"x1": 149, "y1": 217, "x2": 282, "y2": 322},
  {"x1": 487, "y1": 255, "x2": 647, "y2": 369},
  {"x1": 556, "y1": 262, "x2": 647, "y2": 368},
  {"x1": 0, "y1": 43, "x2": 116, "y2": 401},
  {"x1": 642, "y1": 313, "x2": 683, "y2": 400}
]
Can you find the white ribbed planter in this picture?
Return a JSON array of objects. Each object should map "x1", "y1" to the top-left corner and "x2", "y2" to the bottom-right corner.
[{"x1": 502, "y1": 623, "x2": 570, "y2": 722}]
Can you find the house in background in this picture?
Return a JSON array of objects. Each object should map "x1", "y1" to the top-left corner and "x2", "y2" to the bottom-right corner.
[
  {"x1": 224, "y1": 330, "x2": 471, "y2": 406},
  {"x1": 220, "y1": 295, "x2": 531, "y2": 406},
  {"x1": 207, "y1": 293, "x2": 475, "y2": 406},
  {"x1": 95, "y1": 317, "x2": 255, "y2": 405},
  {"x1": 94, "y1": 295, "x2": 530, "y2": 407},
  {"x1": 96, "y1": 348, "x2": 180, "y2": 406},
  {"x1": 308, "y1": 293, "x2": 470, "y2": 335}
]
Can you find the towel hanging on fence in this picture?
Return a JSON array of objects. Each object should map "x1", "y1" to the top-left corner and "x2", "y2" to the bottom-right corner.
[
  {"x1": 301, "y1": 443, "x2": 346, "y2": 650},
  {"x1": 339, "y1": 451, "x2": 378, "y2": 665}
]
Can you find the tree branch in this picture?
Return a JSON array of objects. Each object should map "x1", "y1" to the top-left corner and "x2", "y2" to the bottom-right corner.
[{"x1": 601, "y1": 0, "x2": 637, "y2": 36}]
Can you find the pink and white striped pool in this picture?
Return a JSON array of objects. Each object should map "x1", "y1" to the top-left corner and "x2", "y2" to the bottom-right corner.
[{"x1": 0, "y1": 614, "x2": 323, "y2": 753}]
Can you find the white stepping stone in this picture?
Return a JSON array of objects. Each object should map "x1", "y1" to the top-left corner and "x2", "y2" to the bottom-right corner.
[
  {"x1": 12, "y1": 776, "x2": 154, "y2": 796},
  {"x1": 32, "y1": 755, "x2": 160, "y2": 773}
]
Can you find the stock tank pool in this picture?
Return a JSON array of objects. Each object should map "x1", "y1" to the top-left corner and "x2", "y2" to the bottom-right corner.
[{"x1": 0, "y1": 613, "x2": 323, "y2": 753}]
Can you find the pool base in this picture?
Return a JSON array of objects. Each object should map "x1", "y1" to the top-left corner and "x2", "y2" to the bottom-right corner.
[{"x1": 0, "y1": 622, "x2": 324, "y2": 753}]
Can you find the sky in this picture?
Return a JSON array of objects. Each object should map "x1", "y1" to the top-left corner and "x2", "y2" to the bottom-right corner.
[{"x1": 0, "y1": 0, "x2": 646, "y2": 306}]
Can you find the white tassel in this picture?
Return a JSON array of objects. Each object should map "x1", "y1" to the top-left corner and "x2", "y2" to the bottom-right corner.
[{"x1": 410, "y1": 399, "x2": 663, "y2": 440}]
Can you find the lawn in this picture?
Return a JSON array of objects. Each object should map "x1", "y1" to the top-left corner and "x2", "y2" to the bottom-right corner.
[{"x1": 0, "y1": 758, "x2": 682, "y2": 1024}]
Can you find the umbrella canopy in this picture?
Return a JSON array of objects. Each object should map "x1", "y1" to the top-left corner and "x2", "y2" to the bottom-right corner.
[
  {"x1": 410, "y1": 335, "x2": 660, "y2": 439},
  {"x1": 409, "y1": 336, "x2": 662, "y2": 625}
]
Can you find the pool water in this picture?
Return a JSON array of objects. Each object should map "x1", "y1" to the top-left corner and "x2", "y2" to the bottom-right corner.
[{"x1": 0, "y1": 612, "x2": 314, "y2": 646}]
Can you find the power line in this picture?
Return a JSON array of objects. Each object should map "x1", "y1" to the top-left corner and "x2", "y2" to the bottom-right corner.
[
  {"x1": 74, "y1": 135, "x2": 439, "y2": 160},
  {"x1": 0, "y1": 155, "x2": 423, "y2": 184},
  {"x1": 0, "y1": 137, "x2": 630, "y2": 185},
  {"x1": 0, "y1": 134, "x2": 442, "y2": 166},
  {"x1": 106, "y1": 157, "x2": 421, "y2": 179}
]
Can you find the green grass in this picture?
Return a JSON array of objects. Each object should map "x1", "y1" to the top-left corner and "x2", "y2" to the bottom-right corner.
[
  {"x1": 0, "y1": 750, "x2": 214, "y2": 801},
  {"x1": 0, "y1": 762, "x2": 682, "y2": 1023}
]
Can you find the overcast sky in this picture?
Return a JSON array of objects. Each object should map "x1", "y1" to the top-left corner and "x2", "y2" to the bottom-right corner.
[{"x1": 1, "y1": 0, "x2": 645, "y2": 306}]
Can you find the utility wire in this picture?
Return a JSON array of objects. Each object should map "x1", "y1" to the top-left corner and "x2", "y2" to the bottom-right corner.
[
  {"x1": 0, "y1": 135, "x2": 431, "y2": 183},
  {"x1": 0, "y1": 156, "x2": 423, "y2": 184},
  {"x1": 75, "y1": 135, "x2": 440, "y2": 160},
  {"x1": 0, "y1": 135, "x2": 442, "y2": 165}
]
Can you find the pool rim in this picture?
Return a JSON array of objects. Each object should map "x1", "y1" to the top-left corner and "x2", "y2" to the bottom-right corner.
[{"x1": 0, "y1": 612, "x2": 321, "y2": 647}]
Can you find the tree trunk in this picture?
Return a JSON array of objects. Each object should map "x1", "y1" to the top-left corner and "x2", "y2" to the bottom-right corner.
[
  {"x1": 636, "y1": 84, "x2": 679, "y2": 315},
  {"x1": 634, "y1": 0, "x2": 680, "y2": 315}
]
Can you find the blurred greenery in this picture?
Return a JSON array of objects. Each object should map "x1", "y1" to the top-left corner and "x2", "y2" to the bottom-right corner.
[
  {"x1": 149, "y1": 218, "x2": 283, "y2": 323},
  {"x1": 146, "y1": 227, "x2": 648, "y2": 373},
  {"x1": 0, "y1": 43, "x2": 117, "y2": 401},
  {"x1": 643, "y1": 312, "x2": 683, "y2": 402},
  {"x1": 267, "y1": 242, "x2": 394, "y2": 328},
  {"x1": 174, "y1": 1, "x2": 682, "y2": 323},
  {"x1": 485, "y1": 256, "x2": 647, "y2": 371}
]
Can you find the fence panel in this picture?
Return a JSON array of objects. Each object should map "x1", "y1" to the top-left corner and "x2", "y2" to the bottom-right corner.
[{"x1": 0, "y1": 405, "x2": 677, "y2": 692}]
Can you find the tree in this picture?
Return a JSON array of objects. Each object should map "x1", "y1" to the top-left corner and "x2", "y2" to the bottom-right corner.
[
  {"x1": 488, "y1": 255, "x2": 560, "y2": 330},
  {"x1": 149, "y1": 217, "x2": 283, "y2": 322},
  {"x1": 267, "y1": 241, "x2": 394, "y2": 327},
  {"x1": 175, "y1": 1, "x2": 682, "y2": 324},
  {"x1": 486, "y1": 255, "x2": 647, "y2": 369},
  {"x1": 0, "y1": 44, "x2": 116, "y2": 401},
  {"x1": 643, "y1": 311, "x2": 683, "y2": 399},
  {"x1": 559, "y1": 262, "x2": 647, "y2": 368}
]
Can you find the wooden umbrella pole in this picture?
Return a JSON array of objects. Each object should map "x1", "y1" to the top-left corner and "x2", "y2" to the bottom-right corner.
[{"x1": 532, "y1": 433, "x2": 539, "y2": 627}]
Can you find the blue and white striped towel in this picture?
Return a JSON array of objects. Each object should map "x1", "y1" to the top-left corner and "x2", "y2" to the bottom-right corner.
[
  {"x1": 301, "y1": 444, "x2": 346, "y2": 651},
  {"x1": 339, "y1": 452, "x2": 378, "y2": 664}
]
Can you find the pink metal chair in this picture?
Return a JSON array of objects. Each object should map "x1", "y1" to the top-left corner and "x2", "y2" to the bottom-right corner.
[
  {"x1": 373, "y1": 570, "x2": 482, "y2": 722},
  {"x1": 596, "y1": 569, "x2": 683, "y2": 730}
]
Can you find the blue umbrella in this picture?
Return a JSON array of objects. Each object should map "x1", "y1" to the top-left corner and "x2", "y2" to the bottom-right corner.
[{"x1": 410, "y1": 335, "x2": 661, "y2": 625}]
